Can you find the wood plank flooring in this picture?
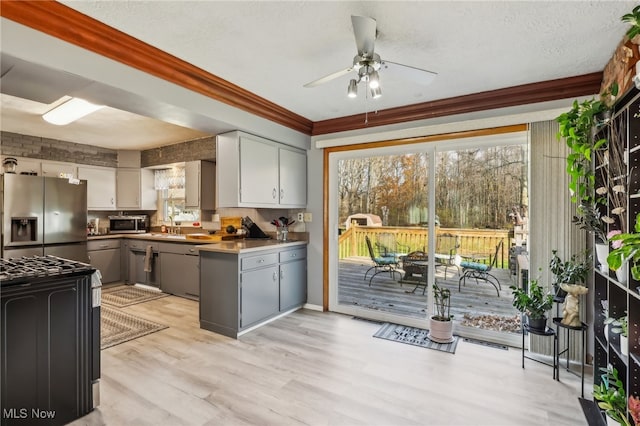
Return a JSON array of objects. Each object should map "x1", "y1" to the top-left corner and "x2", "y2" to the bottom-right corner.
[
  {"x1": 70, "y1": 295, "x2": 589, "y2": 426},
  {"x1": 339, "y1": 257, "x2": 519, "y2": 322}
]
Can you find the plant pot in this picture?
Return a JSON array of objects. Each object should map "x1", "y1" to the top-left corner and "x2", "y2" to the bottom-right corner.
[
  {"x1": 616, "y1": 266, "x2": 628, "y2": 286},
  {"x1": 604, "y1": 323, "x2": 610, "y2": 342},
  {"x1": 527, "y1": 315, "x2": 547, "y2": 332},
  {"x1": 621, "y1": 334, "x2": 629, "y2": 357},
  {"x1": 595, "y1": 243, "x2": 609, "y2": 273},
  {"x1": 428, "y1": 317, "x2": 454, "y2": 343},
  {"x1": 606, "y1": 414, "x2": 619, "y2": 426}
]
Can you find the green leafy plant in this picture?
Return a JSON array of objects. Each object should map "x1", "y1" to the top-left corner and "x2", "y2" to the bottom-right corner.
[
  {"x1": 606, "y1": 314, "x2": 628, "y2": 337},
  {"x1": 549, "y1": 249, "x2": 592, "y2": 285},
  {"x1": 432, "y1": 283, "x2": 452, "y2": 321},
  {"x1": 509, "y1": 278, "x2": 553, "y2": 319},
  {"x1": 607, "y1": 213, "x2": 640, "y2": 280},
  {"x1": 593, "y1": 365, "x2": 631, "y2": 426},
  {"x1": 622, "y1": 5, "x2": 640, "y2": 40}
]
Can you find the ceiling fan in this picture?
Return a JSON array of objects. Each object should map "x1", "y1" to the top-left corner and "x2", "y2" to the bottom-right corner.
[{"x1": 304, "y1": 15, "x2": 437, "y2": 99}]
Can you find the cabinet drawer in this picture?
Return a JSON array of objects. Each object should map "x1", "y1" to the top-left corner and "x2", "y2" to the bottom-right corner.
[
  {"x1": 241, "y1": 253, "x2": 278, "y2": 270},
  {"x1": 88, "y1": 239, "x2": 121, "y2": 251},
  {"x1": 128, "y1": 240, "x2": 159, "y2": 252},
  {"x1": 279, "y1": 247, "x2": 307, "y2": 262},
  {"x1": 159, "y1": 242, "x2": 199, "y2": 255}
]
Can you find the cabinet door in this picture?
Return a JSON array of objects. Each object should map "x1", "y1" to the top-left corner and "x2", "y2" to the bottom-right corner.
[
  {"x1": 160, "y1": 252, "x2": 182, "y2": 295},
  {"x1": 185, "y1": 161, "x2": 201, "y2": 208},
  {"x1": 116, "y1": 168, "x2": 141, "y2": 209},
  {"x1": 280, "y1": 259, "x2": 307, "y2": 311},
  {"x1": 279, "y1": 148, "x2": 307, "y2": 207},
  {"x1": 78, "y1": 166, "x2": 116, "y2": 210},
  {"x1": 241, "y1": 265, "x2": 279, "y2": 327},
  {"x1": 42, "y1": 161, "x2": 76, "y2": 179},
  {"x1": 239, "y1": 136, "x2": 279, "y2": 206},
  {"x1": 183, "y1": 254, "x2": 200, "y2": 298},
  {"x1": 88, "y1": 247, "x2": 121, "y2": 284}
]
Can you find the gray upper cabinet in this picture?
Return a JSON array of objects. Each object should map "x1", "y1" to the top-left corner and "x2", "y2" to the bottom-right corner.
[
  {"x1": 116, "y1": 168, "x2": 156, "y2": 210},
  {"x1": 78, "y1": 166, "x2": 116, "y2": 210},
  {"x1": 216, "y1": 131, "x2": 307, "y2": 208},
  {"x1": 185, "y1": 160, "x2": 215, "y2": 210}
]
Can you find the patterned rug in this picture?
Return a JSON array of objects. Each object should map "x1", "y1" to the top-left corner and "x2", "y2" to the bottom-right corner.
[
  {"x1": 373, "y1": 323, "x2": 458, "y2": 354},
  {"x1": 102, "y1": 285, "x2": 169, "y2": 307},
  {"x1": 101, "y1": 305, "x2": 168, "y2": 349}
]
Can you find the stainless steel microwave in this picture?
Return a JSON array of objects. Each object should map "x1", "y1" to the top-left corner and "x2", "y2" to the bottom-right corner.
[{"x1": 108, "y1": 215, "x2": 148, "y2": 234}]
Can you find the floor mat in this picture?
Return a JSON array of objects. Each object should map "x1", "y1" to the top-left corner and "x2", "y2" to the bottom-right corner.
[
  {"x1": 101, "y1": 305, "x2": 168, "y2": 349},
  {"x1": 102, "y1": 285, "x2": 168, "y2": 307},
  {"x1": 373, "y1": 322, "x2": 458, "y2": 354}
]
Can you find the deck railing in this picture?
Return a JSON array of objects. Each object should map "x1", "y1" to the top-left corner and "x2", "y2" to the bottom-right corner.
[{"x1": 338, "y1": 225, "x2": 511, "y2": 268}]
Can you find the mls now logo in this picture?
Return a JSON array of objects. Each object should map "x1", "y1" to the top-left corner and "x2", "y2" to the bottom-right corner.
[{"x1": 3, "y1": 408, "x2": 56, "y2": 419}]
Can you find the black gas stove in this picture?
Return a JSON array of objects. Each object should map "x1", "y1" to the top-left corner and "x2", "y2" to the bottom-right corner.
[{"x1": 0, "y1": 255, "x2": 95, "y2": 287}]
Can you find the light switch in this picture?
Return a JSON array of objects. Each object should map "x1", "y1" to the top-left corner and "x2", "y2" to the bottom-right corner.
[{"x1": 303, "y1": 212, "x2": 312, "y2": 222}]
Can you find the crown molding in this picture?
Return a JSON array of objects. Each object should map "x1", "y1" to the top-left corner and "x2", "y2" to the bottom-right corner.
[
  {"x1": 311, "y1": 72, "x2": 603, "y2": 135},
  {"x1": 0, "y1": 0, "x2": 314, "y2": 135}
]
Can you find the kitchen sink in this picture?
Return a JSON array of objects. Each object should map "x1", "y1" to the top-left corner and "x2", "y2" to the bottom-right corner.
[{"x1": 147, "y1": 233, "x2": 186, "y2": 239}]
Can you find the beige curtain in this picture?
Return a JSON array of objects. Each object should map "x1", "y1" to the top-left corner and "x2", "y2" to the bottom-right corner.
[{"x1": 529, "y1": 120, "x2": 588, "y2": 361}]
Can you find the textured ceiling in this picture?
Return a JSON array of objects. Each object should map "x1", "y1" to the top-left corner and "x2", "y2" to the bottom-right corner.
[{"x1": 0, "y1": 1, "x2": 637, "y2": 150}]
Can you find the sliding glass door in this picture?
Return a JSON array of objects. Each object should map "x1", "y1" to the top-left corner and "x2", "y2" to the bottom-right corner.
[{"x1": 328, "y1": 132, "x2": 529, "y2": 345}]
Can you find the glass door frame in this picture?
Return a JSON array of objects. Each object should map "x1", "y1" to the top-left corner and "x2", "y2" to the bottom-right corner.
[{"x1": 328, "y1": 143, "x2": 437, "y2": 328}]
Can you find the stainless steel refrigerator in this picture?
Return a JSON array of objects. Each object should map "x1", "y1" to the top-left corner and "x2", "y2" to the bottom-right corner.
[{"x1": 1, "y1": 174, "x2": 88, "y2": 261}]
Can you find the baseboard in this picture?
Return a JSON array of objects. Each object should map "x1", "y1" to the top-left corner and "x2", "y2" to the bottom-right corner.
[{"x1": 303, "y1": 303, "x2": 323, "y2": 312}]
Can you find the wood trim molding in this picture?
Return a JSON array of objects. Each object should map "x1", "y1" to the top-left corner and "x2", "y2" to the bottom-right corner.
[
  {"x1": 0, "y1": 0, "x2": 314, "y2": 135},
  {"x1": 311, "y1": 72, "x2": 603, "y2": 135}
]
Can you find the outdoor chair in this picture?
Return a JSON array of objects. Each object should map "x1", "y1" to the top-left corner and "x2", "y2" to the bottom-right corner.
[
  {"x1": 433, "y1": 233, "x2": 461, "y2": 279},
  {"x1": 458, "y1": 240, "x2": 503, "y2": 297},
  {"x1": 375, "y1": 233, "x2": 409, "y2": 261},
  {"x1": 364, "y1": 236, "x2": 402, "y2": 285}
]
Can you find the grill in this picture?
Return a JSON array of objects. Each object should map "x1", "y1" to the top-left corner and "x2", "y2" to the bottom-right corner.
[{"x1": 0, "y1": 255, "x2": 94, "y2": 286}]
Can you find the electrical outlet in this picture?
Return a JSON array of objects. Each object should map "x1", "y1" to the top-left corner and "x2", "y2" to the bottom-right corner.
[
  {"x1": 297, "y1": 212, "x2": 304, "y2": 222},
  {"x1": 303, "y1": 212, "x2": 313, "y2": 222}
]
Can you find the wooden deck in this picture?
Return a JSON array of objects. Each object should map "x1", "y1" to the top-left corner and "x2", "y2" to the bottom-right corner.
[{"x1": 338, "y1": 257, "x2": 521, "y2": 333}]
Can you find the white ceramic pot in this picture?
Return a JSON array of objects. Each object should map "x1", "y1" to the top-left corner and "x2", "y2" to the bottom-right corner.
[
  {"x1": 616, "y1": 266, "x2": 628, "y2": 286},
  {"x1": 606, "y1": 414, "x2": 619, "y2": 426},
  {"x1": 595, "y1": 243, "x2": 609, "y2": 273},
  {"x1": 428, "y1": 318, "x2": 454, "y2": 343},
  {"x1": 604, "y1": 323, "x2": 609, "y2": 342},
  {"x1": 621, "y1": 334, "x2": 629, "y2": 357}
]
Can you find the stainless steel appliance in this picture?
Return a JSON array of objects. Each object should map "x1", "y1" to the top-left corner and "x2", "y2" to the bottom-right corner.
[
  {"x1": 0, "y1": 255, "x2": 100, "y2": 423},
  {"x1": 1, "y1": 174, "x2": 88, "y2": 261},
  {"x1": 108, "y1": 214, "x2": 148, "y2": 233}
]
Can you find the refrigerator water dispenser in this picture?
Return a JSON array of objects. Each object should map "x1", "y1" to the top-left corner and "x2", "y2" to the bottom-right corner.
[{"x1": 11, "y1": 217, "x2": 37, "y2": 243}]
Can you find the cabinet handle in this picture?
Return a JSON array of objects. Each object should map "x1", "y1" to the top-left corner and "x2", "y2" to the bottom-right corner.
[
  {"x1": 111, "y1": 198, "x2": 114, "y2": 205},
  {"x1": 280, "y1": 188, "x2": 284, "y2": 200},
  {"x1": 258, "y1": 258, "x2": 265, "y2": 263},
  {"x1": 291, "y1": 253, "x2": 297, "y2": 258},
  {"x1": 100, "y1": 244, "x2": 108, "y2": 248},
  {"x1": 273, "y1": 271, "x2": 278, "y2": 281},
  {"x1": 280, "y1": 270, "x2": 284, "y2": 280},
  {"x1": 272, "y1": 188, "x2": 277, "y2": 199},
  {"x1": 189, "y1": 248, "x2": 195, "y2": 253}
]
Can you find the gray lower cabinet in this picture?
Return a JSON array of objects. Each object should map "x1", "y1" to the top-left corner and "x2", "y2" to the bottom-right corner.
[
  {"x1": 159, "y1": 243, "x2": 199, "y2": 300},
  {"x1": 87, "y1": 239, "x2": 121, "y2": 283},
  {"x1": 127, "y1": 240, "x2": 160, "y2": 287},
  {"x1": 200, "y1": 245, "x2": 307, "y2": 338},
  {"x1": 279, "y1": 247, "x2": 307, "y2": 312}
]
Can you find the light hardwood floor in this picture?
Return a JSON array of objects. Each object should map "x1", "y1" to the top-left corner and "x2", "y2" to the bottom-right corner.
[{"x1": 71, "y1": 295, "x2": 589, "y2": 426}]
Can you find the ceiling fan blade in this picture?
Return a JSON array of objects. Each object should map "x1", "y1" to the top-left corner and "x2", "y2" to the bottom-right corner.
[
  {"x1": 381, "y1": 60, "x2": 438, "y2": 86},
  {"x1": 303, "y1": 66, "x2": 353, "y2": 88},
  {"x1": 351, "y1": 15, "x2": 376, "y2": 57}
]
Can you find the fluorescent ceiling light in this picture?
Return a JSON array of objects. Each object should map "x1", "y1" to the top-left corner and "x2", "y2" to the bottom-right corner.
[{"x1": 43, "y1": 98, "x2": 104, "y2": 125}]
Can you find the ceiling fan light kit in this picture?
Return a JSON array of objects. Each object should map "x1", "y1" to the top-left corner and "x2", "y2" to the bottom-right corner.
[{"x1": 304, "y1": 15, "x2": 437, "y2": 102}]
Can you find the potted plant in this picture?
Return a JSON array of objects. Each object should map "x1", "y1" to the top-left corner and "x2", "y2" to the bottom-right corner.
[
  {"x1": 549, "y1": 249, "x2": 592, "y2": 298},
  {"x1": 510, "y1": 279, "x2": 554, "y2": 331},
  {"x1": 608, "y1": 213, "x2": 640, "y2": 282},
  {"x1": 622, "y1": 5, "x2": 640, "y2": 41},
  {"x1": 427, "y1": 282, "x2": 454, "y2": 343},
  {"x1": 593, "y1": 365, "x2": 631, "y2": 426},
  {"x1": 605, "y1": 314, "x2": 629, "y2": 357}
]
